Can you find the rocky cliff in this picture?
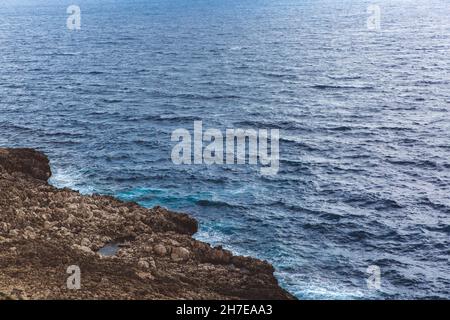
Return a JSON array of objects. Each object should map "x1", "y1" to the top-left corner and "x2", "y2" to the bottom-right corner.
[{"x1": 0, "y1": 148, "x2": 294, "y2": 300}]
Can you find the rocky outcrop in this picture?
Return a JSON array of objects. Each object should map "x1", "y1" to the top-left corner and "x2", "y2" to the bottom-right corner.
[
  {"x1": 0, "y1": 148, "x2": 294, "y2": 300},
  {"x1": 0, "y1": 148, "x2": 51, "y2": 181}
]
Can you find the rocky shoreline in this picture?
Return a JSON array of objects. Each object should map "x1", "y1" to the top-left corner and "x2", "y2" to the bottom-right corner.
[{"x1": 0, "y1": 148, "x2": 294, "y2": 300}]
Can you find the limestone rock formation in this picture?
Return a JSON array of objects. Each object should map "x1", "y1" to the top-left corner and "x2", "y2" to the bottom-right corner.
[{"x1": 0, "y1": 148, "x2": 295, "y2": 300}]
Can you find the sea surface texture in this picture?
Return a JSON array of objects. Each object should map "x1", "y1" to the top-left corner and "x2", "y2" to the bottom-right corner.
[{"x1": 1, "y1": 0, "x2": 449, "y2": 299}]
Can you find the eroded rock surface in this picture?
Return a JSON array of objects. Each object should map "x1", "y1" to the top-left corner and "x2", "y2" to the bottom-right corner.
[{"x1": 0, "y1": 148, "x2": 294, "y2": 300}]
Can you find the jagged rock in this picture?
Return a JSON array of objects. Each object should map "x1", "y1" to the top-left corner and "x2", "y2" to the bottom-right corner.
[
  {"x1": 171, "y1": 247, "x2": 190, "y2": 262},
  {"x1": 23, "y1": 228, "x2": 37, "y2": 240},
  {"x1": 73, "y1": 244, "x2": 94, "y2": 255},
  {"x1": 148, "y1": 257, "x2": 156, "y2": 269},
  {"x1": 153, "y1": 244, "x2": 167, "y2": 257},
  {"x1": 136, "y1": 272, "x2": 154, "y2": 280},
  {"x1": 138, "y1": 259, "x2": 150, "y2": 269},
  {"x1": 81, "y1": 238, "x2": 91, "y2": 247},
  {"x1": 0, "y1": 148, "x2": 50, "y2": 181},
  {"x1": 0, "y1": 147, "x2": 295, "y2": 300}
]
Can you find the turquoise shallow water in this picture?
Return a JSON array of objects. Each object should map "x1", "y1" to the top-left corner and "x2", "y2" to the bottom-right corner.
[{"x1": 1, "y1": 0, "x2": 450, "y2": 299}]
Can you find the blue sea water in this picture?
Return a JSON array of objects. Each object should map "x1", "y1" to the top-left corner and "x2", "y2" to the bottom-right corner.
[{"x1": 1, "y1": 0, "x2": 450, "y2": 299}]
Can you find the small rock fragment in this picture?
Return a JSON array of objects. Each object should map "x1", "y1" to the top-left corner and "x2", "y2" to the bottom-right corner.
[
  {"x1": 153, "y1": 244, "x2": 167, "y2": 256},
  {"x1": 171, "y1": 247, "x2": 190, "y2": 262}
]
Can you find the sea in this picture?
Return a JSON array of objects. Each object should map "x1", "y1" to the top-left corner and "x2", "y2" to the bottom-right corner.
[{"x1": 1, "y1": 0, "x2": 449, "y2": 299}]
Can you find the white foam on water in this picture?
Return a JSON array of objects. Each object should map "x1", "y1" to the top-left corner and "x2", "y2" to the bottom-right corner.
[
  {"x1": 49, "y1": 166, "x2": 95, "y2": 195},
  {"x1": 276, "y1": 271, "x2": 369, "y2": 300}
]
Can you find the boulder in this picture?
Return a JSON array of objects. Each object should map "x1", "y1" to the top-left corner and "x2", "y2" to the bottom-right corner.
[{"x1": 171, "y1": 247, "x2": 190, "y2": 262}]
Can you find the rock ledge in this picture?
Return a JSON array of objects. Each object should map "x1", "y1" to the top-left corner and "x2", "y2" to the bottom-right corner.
[{"x1": 0, "y1": 148, "x2": 294, "y2": 300}]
